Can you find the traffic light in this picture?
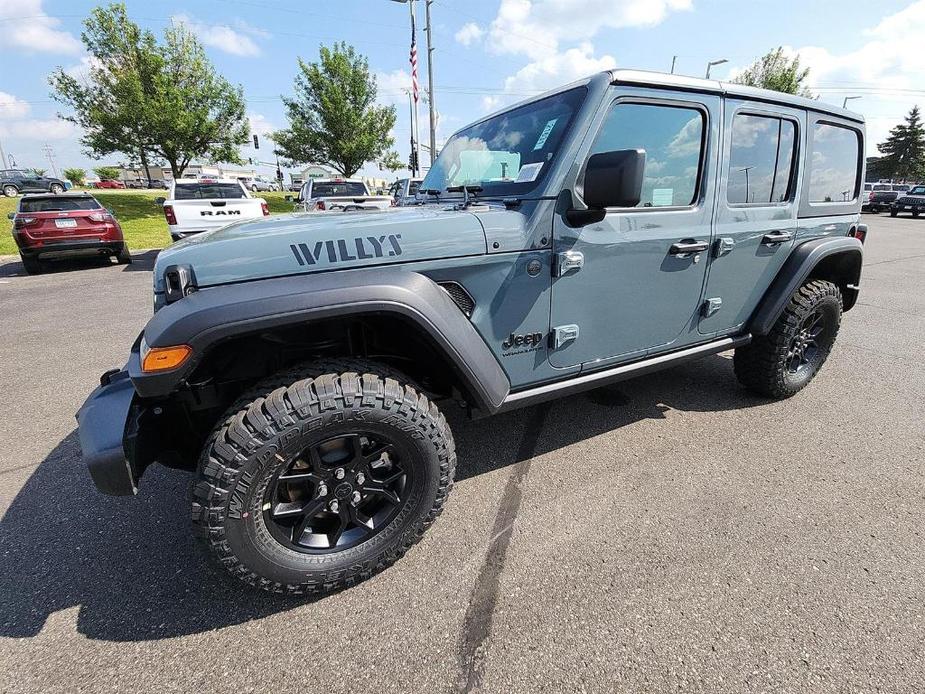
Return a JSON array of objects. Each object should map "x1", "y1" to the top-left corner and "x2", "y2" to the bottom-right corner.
[
  {"x1": 253, "y1": 134, "x2": 259, "y2": 149},
  {"x1": 408, "y1": 150, "x2": 419, "y2": 171}
]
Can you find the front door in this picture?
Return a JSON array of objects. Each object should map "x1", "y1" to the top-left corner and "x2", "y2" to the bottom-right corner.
[
  {"x1": 549, "y1": 89, "x2": 721, "y2": 369},
  {"x1": 19, "y1": 172, "x2": 43, "y2": 192},
  {"x1": 699, "y1": 100, "x2": 802, "y2": 335}
]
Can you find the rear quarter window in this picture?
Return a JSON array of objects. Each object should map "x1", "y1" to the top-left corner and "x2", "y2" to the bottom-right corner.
[{"x1": 808, "y1": 123, "x2": 861, "y2": 203}]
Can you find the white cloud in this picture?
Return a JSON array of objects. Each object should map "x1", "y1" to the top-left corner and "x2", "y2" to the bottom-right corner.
[
  {"x1": 171, "y1": 14, "x2": 264, "y2": 57},
  {"x1": 481, "y1": 95, "x2": 503, "y2": 113},
  {"x1": 63, "y1": 56, "x2": 103, "y2": 80},
  {"x1": 487, "y1": 0, "x2": 691, "y2": 60},
  {"x1": 455, "y1": 22, "x2": 484, "y2": 47},
  {"x1": 0, "y1": 0, "x2": 81, "y2": 54},
  {"x1": 502, "y1": 42, "x2": 617, "y2": 94},
  {"x1": 0, "y1": 92, "x2": 31, "y2": 120},
  {"x1": 248, "y1": 113, "x2": 275, "y2": 137},
  {"x1": 0, "y1": 118, "x2": 76, "y2": 141},
  {"x1": 375, "y1": 69, "x2": 413, "y2": 102}
]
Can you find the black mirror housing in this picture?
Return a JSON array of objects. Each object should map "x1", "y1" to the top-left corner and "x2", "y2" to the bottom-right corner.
[
  {"x1": 583, "y1": 149, "x2": 646, "y2": 210},
  {"x1": 154, "y1": 197, "x2": 166, "y2": 206}
]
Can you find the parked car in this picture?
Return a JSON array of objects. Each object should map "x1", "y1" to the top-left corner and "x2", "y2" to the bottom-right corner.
[
  {"x1": 861, "y1": 183, "x2": 891, "y2": 211},
  {"x1": 8, "y1": 192, "x2": 131, "y2": 274},
  {"x1": 94, "y1": 179, "x2": 126, "y2": 189},
  {"x1": 389, "y1": 177, "x2": 424, "y2": 206},
  {"x1": 889, "y1": 185, "x2": 925, "y2": 217},
  {"x1": 295, "y1": 177, "x2": 392, "y2": 211},
  {"x1": 158, "y1": 177, "x2": 269, "y2": 242},
  {"x1": 867, "y1": 190, "x2": 899, "y2": 213},
  {"x1": 1, "y1": 169, "x2": 67, "y2": 197},
  {"x1": 241, "y1": 175, "x2": 277, "y2": 192},
  {"x1": 77, "y1": 69, "x2": 866, "y2": 596}
]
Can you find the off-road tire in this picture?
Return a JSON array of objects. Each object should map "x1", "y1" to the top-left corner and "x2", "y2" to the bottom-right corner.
[
  {"x1": 2, "y1": 185, "x2": 17, "y2": 198},
  {"x1": 116, "y1": 244, "x2": 132, "y2": 264},
  {"x1": 20, "y1": 254, "x2": 42, "y2": 275},
  {"x1": 734, "y1": 280, "x2": 842, "y2": 398},
  {"x1": 191, "y1": 359, "x2": 455, "y2": 595}
]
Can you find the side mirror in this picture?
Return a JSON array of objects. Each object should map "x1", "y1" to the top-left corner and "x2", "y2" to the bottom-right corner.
[
  {"x1": 284, "y1": 195, "x2": 293, "y2": 202},
  {"x1": 154, "y1": 197, "x2": 166, "y2": 206},
  {"x1": 7, "y1": 212, "x2": 14, "y2": 220},
  {"x1": 584, "y1": 149, "x2": 645, "y2": 210}
]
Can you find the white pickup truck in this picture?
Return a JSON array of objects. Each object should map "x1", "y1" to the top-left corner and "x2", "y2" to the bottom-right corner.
[
  {"x1": 295, "y1": 178, "x2": 392, "y2": 212},
  {"x1": 160, "y1": 178, "x2": 269, "y2": 242}
]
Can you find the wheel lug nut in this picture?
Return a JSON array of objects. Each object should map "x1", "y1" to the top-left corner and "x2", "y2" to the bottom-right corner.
[
  {"x1": 329, "y1": 500, "x2": 339, "y2": 512},
  {"x1": 356, "y1": 473, "x2": 365, "y2": 485},
  {"x1": 316, "y1": 483, "x2": 328, "y2": 497},
  {"x1": 351, "y1": 491, "x2": 361, "y2": 505},
  {"x1": 334, "y1": 468, "x2": 345, "y2": 480}
]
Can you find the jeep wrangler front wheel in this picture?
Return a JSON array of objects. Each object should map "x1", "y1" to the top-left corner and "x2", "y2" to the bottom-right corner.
[
  {"x1": 191, "y1": 362, "x2": 455, "y2": 595},
  {"x1": 734, "y1": 279, "x2": 842, "y2": 398}
]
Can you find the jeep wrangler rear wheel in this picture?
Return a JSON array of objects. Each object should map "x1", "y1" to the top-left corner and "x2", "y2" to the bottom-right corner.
[
  {"x1": 734, "y1": 279, "x2": 842, "y2": 398},
  {"x1": 191, "y1": 361, "x2": 455, "y2": 595}
]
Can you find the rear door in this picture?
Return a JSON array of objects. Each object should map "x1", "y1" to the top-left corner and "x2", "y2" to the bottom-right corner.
[
  {"x1": 549, "y1": 87, "x2": 721, "y2": 369},
  {"x1": 699, "y1": 100, "x2": 802, "y2": 335}
]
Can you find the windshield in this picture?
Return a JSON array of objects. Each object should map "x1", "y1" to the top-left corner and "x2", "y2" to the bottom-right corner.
[
  {"x1": 422, "y1": 86, "x2": 586, "y2": 197},
  {"x1": 311, "y1": 182, "x2": 368, "y2": 197},
  {"x1": 408, "y1": 180, "x2": 422, "y2": 196},
  {"x1": 20, "y1": 197, "x2": 100, "y2": 212},
  {"x1": 909, "y1": 186, "x2": 925, "y2": 195},
  {"x1": 173, "y1": 183, "x2": 245, "y2": 200}
]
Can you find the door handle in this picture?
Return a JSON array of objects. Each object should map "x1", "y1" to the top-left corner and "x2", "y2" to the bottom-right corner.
[
  {"x1": 761, "y1": 231, "x2": 793, "y2": 245},
  {"x1": 669, "y1": 239, "x2": 709, "y2": 257}
]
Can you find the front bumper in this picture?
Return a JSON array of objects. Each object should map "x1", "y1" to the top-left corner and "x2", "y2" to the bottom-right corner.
[{"x1": 75, "y1": 369, "x2": 139, "y2": 495}]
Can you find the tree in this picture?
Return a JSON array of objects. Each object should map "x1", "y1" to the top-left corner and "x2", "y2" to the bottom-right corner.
[
  {"x1": 94, "y1": 166, "x2": 121, "y2": 181},
  {"x1": 50, "y1": 3, "x2": 248, "y2": 181},
  {"x1": 32, "y1": 168, "x2": 47, "y2": 177},
  {"x1": 63, "y1": 168, "x2": 86, "y2": 185},
  {"x1": 380, "y1": 151, "x2": 403, "y2": 172},
  {"x1": 273, "y1": 43, "x2": 397, "y2": 177},
  {"x1": 874, "y1": 106, "x2": 925, "y2": 182},
  {"x1": 732, "y1": 47, "x2": 813, "y2": 97}
]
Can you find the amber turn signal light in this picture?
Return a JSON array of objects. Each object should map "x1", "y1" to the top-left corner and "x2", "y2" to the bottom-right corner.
[{"x1": 141, "y1": 345, "x2": 192, "y2": 372}]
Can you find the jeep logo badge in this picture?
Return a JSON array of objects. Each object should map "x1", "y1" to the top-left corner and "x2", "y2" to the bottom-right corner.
[{"x1": 502, "y1": 332, "x2": 544, "y2": 350}]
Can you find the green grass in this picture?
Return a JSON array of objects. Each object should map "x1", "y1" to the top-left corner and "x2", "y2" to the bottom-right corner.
[{"x1": 1, "y1": 189, "x2": 294, "y2": 257}]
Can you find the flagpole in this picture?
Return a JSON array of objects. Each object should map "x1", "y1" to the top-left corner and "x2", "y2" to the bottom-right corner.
[{"x1": 409, "y1": 0, "x2": 421, "y2": 176}]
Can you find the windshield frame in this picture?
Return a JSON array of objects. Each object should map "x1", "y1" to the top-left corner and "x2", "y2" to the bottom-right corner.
[{"x1": 421, "y1": 85, "x2": 589, "y2": 199}]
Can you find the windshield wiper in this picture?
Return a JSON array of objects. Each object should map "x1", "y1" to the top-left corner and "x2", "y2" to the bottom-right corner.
[{"x1": 446, "y1": 185, "x2": 483, "y2": 208}]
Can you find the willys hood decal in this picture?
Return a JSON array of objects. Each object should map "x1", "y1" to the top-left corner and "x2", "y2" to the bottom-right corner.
[{"x1": 153, "y1": 207, "x2": 488, "y2": 290}]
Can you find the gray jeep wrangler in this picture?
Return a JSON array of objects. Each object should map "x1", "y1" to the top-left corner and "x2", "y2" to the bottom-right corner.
[{"x1": 77, "y1": 71, "x2": 867, "y2": 595}]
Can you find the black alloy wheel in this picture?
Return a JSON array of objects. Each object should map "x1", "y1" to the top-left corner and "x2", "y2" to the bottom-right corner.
[
  {"x1": 784, "y1": 308, "x2": 830, "y2": 375},
  {"x1": 263, "y1": 431, "x2": 410, "y2": 553}
]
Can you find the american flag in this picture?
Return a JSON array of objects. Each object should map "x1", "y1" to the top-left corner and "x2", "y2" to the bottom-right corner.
[{"x1": 409, "y1": 12, "x2": 419, "y2": 103}]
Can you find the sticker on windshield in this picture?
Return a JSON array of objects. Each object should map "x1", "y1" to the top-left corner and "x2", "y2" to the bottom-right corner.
[
  {"x1": 515, "y1": 162, "x2": 544, "y2": 183},
  {"x1": 652, "y1": 188, "x2": 674, "y2": 206},
  {"x1": 533, "y1": 118, "x2": 559, "y2": 150}
]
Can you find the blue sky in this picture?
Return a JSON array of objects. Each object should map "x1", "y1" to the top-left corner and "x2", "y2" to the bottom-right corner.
[{"x1": 2, "y1": 0, "x2": 923, "y2": 181}]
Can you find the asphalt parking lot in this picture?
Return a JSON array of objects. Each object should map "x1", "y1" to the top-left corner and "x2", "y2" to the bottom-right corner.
[{"x1": 1, "y1": 216, "x2": 923, "y2": 693}]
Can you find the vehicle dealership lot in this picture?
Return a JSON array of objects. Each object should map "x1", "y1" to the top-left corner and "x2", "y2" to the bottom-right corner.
[{"x1": 1, "y1": 217, "x2": 924, "y2": 693}]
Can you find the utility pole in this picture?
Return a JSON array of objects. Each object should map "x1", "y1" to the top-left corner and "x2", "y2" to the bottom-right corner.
[
  {"x1": 0, "y1": 135, "x2": 8, "y2": 169},
  {"x1": 42, "y1": 143, "x2": 59, "y2": 178},
  {"x1": 670, "y1": 56, "x2": 677, "y2": 74},
  {"x1": 424, "y1": 0, "x2": 437, "y2": 163}
]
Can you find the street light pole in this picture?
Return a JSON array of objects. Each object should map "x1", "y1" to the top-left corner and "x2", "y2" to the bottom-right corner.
[
  {"x1": 842, "y1": 96, "x2": 861, "y2": 109},
  {"x1": 705, "y1": 58, "x2": 728, "y2": 79},
  {"x1": 424, "y1": 0, "x2": 437, "y2": 164},
  {"x1": 0, "y1": 135, "x2": 8, "y2": 170}
]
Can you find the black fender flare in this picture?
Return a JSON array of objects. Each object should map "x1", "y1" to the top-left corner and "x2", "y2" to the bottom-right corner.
[
  {"x1": 128, "y1": 268, "x2": 511, "y2": 411},
  {"x1": 749, "y1": 236, "x2": 863, "y2": 336}
]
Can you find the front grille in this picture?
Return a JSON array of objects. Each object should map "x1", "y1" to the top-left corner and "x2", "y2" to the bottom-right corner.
[
  {"x1": 897, "y1": 196, "x2": 924, "y2": 205},
  {"x1": 438, "y1": 281, "x2": 475, "y2": 317}
]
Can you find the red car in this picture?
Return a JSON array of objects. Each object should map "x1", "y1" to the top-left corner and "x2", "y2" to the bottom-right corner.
[
  {"x1": 94, "y1": 179, "x2": 126, "y2": 189},
  {"x1": 8, "y1": 192, "x2": 132, "y2": 274}
]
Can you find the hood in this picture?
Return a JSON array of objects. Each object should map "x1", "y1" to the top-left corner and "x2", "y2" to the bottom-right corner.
[{"x1": 153, "y1": 206, "x2": 488, "y2": 291}]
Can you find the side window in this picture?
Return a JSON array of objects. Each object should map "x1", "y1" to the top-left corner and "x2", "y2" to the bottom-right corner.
[
  {"x1": 727, "y1": 114, "x2": 797, "y2": 205},
  {"x1": 808, "y1": 123, "x2": 861, "y2": 203},
  {"x1": 590, "y1": 102, "x2": 705, "y2": 208}
]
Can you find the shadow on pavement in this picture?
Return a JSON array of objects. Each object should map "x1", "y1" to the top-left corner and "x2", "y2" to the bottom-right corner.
[
  {"x1": 0, "y1": 249, "x2": 158, "y2": 278},
  {"x1": 0, "y1": 353, "x2": 765, "y2": 642}
]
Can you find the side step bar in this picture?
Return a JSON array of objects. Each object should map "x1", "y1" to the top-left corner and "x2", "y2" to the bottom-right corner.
[{"x1": 495, "y1": 334, "x2": 751, "y2": 413}]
